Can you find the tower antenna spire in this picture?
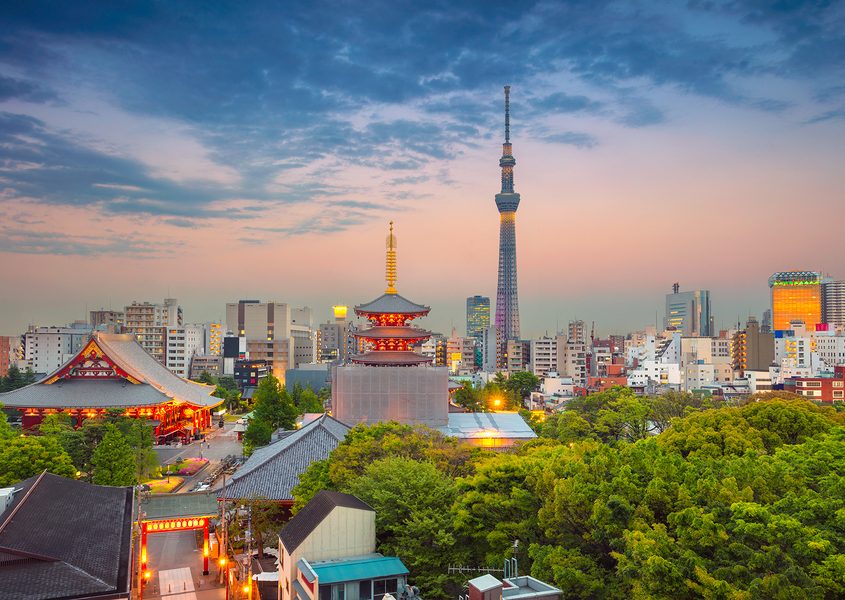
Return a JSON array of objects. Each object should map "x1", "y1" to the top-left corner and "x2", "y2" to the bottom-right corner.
[
  {"x1": 504, "y1": 85, "x2": 511, "y2": 143},
  {"x1": 385, "y1": 221, "x2": 397, "y2": 294}
]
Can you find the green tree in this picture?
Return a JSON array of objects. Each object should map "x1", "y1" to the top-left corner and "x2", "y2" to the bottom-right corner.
[
  {"x1": 236, "y1": 497, "x2": 291, "y2": 558},
  {"x1": 0, "y1": 365, "x2": 36, "y2": 393},
  {"x1": 91, "y1": 425, "x2": 137, "y2": 486},
  {"x1": 454, "y1": 382, "x2": 483, "y2": 412},
  {"x1": 347, "y1": 457, "x2": 463, "y2": 599},
  {"x1": 539, "y1": 410, "x2": 595, "y2": 443},
  {"x1": 252, "y1": 375, "x2": 297, "y2": 431},
  {"x1": 296, "y1": 387, "x2": 324, "y2": 414},
  {"x1": 506, "y1": 371, "x2": 541, "y2": 401},
  {"x1": 0, "y1": 435, "x2": 77, "y2": 485},
  {"x1": 196, "y1": 370, "x2": 216, "y2": 385},
  {"x1": 243, "y1": 419, "x2": 273, "y2": 455}
]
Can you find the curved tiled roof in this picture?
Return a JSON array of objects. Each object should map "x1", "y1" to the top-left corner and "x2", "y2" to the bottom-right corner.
[
  {"x1": 0, "y1": 333, "x2": 221, "y2": 410},
  {"x1": 96, "y1": 334, "x2": 220, "y2": 408},
  {"x1": 220, "y1": 414, "x2": 350, "y2": 501},
  {"x1": 0, "y1": 472, "x2": 134, "y2": 599},
  {"x1": 350, "y1": 351, "x2": 433, "y2": 365},
  {"x1": 352, "y1": 326, "x2": 432, "y2": 340},
  {"x1": 354, "y1": 293, "x2": 429, "y2": 315},
  {"x1": 0, "y1": 379, "x2": 171, "y2": 408}
]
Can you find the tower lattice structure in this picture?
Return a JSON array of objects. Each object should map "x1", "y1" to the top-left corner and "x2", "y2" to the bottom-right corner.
[{"x1": 494, "y1": 85, "x2": 521, "y2": 348}]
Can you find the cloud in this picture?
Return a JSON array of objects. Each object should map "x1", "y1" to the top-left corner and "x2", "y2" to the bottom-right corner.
[
  {"x1": 530, "y1": 92, "x2": 604, "y2": 114},
  {"x1": 0, "y1": 74, "x2": 62, "y2": 104},
  {"x1": 0, "y1": 227, "x2": 170, "y2": 257},
  {"x1": 538, "y1": 131, "x2": 598, "y2": 149}
]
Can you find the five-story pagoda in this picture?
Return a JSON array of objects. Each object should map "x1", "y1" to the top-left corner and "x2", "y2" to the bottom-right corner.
[
  {"x1": 351, "y1": 222, "x2": 433, "y2": 366},
  {"x1": 333, "y1": 222, "x2": 448, "y2": 427}
]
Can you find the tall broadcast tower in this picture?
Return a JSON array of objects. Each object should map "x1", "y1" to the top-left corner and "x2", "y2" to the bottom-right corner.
[{"x1": 494, "y1": 85, "x2": 521, "y2": 350}]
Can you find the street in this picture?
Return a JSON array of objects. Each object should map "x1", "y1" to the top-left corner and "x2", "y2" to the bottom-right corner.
[{"x1": 158, "y1": 421, "x2": 243, "y2": 493}]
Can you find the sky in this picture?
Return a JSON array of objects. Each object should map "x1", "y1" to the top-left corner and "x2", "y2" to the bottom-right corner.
[{"x1": 1, "y1": 0, "x2": 844, "y2": 338}]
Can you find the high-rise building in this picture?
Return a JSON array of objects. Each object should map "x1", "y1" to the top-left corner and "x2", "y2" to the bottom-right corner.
[
  {"x1": 822, "y1": 280, "x2": 845, "y2": 327},
  {"x1": 664, "y1": 283, "x2": 711, "y2": 336},
  {"x1": 225, "y1": 299, "x2": 315, "y2": 380},
  {"x1": 769, "y1": 271, "x2": 822, "y2": 332},
  {"x1": 318, "y1": 305, "x2": 351, "y2": 363},
  {"x1": 568, "y1": 320, "x2": 586, "y2": 344},
  {"x1": 164, "y1": 324, "x2": 205, "y2": 378},
  {"x1": 731, "y1": 316, "x2": 775, "y2": 373},
  {"x1": 494, "y1": 85, "x2": 521, "y2": 348},
  {"x1": 124, "y1": 298, "x2": 182, "y2": 364},
  {"x1": 466, "y1": 296, "x2": 490, "y2": 341},
  {"x1": 530, "y1": 337, "x2": 557, "y2": 377}
]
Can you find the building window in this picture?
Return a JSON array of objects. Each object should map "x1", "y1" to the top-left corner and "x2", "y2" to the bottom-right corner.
[
  {"x1": 373, "y1": 579, "x2": 397, "y2": 599},
  {"x1": 320, "y1": 586, "x2": 331, "y2": 600},
  {"x1": 359, "y1": 581, "x2": 372, "y2": 600}
]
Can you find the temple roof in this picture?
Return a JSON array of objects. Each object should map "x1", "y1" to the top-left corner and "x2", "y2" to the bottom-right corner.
[
  {"x1": 0, "y1": 332, "x2": 222, "y2": 409},
  {"x1": 352, "y1": 326, "x2": 432, "y2": 340},
  {"x1": 0, "y1": 472, "x2": 134, "y2": 599},
  {"x1": 354, "y1": 293, "x2": 429, "y2": 316},
  {"x1": 221, "y1": 414, "x2": 350, "y2": 502},
  {"x1": 350, "y1": 351, "x2": 433, "y2": 366}
]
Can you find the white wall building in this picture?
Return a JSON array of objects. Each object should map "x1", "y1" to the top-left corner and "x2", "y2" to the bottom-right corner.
[
  {"x1": 21, "y1": 323, "x2": 91, "y2": 375},
  {"x1": 165, "y1": 324, "x2": 205, "y2": 378},
  {"x1": 530, "y1": 337, "x2": 557, "y2": 377}
]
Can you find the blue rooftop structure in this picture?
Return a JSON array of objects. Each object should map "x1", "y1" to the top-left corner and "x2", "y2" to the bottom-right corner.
[{"x1": 311, "y1": 556, "x2": 409, "y2": 585}]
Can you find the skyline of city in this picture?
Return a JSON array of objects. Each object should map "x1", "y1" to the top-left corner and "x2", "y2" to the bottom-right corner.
[{"x1": 1, "y1": 1, "x2": 844, "y2": 334}]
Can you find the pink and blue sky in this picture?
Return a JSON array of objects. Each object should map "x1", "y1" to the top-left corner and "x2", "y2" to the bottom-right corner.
[{"x1": 1, "y1": 1, "x2": 844, "y2": 336}]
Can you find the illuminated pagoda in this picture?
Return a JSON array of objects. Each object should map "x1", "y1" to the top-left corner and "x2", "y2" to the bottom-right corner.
[
  {"x1": 333, "y1": 222, "x2": 449, "y2": 427},
  {"x1": 0, "y1": 333, "x2": 222, "y2": 442},
  {"x1": 350, "y1": 222, "x2": 433, "y2": 366}
]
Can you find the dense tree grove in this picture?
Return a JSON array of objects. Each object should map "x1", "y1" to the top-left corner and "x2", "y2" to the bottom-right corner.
[
  {"x1": 452, "y1": 371, "x2": 540, "y2": 412},
  {"x1": 0, "y1": 365, "x2": 37, "y2": 393},
  {"x1": 0, "y1": 406, "x2": 159, "y2": 486},
  {"x1": 243, "y1": 376, "x2": 327, "y2": 455},
  {"x1": 294, "y1": 392, "x2": 845, "y2": 599}
]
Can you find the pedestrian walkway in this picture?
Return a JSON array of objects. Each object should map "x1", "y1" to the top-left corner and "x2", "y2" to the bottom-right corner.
[{"x1": 159, "y1": 567, "x2": 195, "y2": 598}]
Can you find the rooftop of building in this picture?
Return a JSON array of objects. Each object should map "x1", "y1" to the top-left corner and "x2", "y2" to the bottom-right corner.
[
  {"x1": 310, "y1": 554, "x2": 408, "y2": 584},
  {"x1": 0, "y1": 472, "x2": 134, "y2": 600},
  {"x1": 221, "y1": 414, "x2": 350, "y2": 502},
  {"x1": 0, "y1": 332, "x2": 221, "y2": 410},
  {"x1": 279, "y1": 490, "x2": 373, "y2": 552},
  {"x1": 355, "y1": 293, "x2": 430, "y2": 316},
  {"x1": 438, "y1": 412, "x2": 537, "y2": 441},
  {"x1": 350, "y1": 351, "x2": 434, "y2": 366}
]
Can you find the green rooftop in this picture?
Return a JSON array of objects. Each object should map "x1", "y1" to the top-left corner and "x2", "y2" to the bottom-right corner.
[{"x1": 139, "y1": 491, "x2": 219, "y2": 520}]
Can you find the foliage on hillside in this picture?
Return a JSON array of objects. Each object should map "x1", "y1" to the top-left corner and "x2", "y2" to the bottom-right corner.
[{"x1": 294, "y1": 392, "x2": 845, "y2": 600}]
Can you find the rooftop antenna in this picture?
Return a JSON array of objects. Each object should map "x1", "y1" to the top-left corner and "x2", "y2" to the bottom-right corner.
[{"x1": 504, "y1": 85, "x2": 511, "y2": 144}]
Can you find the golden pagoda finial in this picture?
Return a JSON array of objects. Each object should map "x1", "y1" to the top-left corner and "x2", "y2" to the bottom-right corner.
[{"x1": 385, "y1": 221, "x2": 397, "y2": 294}]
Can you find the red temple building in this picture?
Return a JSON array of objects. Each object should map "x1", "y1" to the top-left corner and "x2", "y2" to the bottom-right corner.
[{"x1": 0, "y1": 332, "x2": 222, "y2": 442}]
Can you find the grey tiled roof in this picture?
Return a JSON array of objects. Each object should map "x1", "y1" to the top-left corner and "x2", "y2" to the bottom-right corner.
[
  {"x1": 355, "y1": 293, "x2": 429, "y2": 315},
  {"x1": 0, "y1": 332, "x2": 222, "y2": 409},
  {"x1": 279, "y1": 491, "x2": 373, "y2": 553},
  {"x1": 97, "y1": 333, "x2": 221, "y2": 408},
  {"x1": 221, "y1": 414, "x2": 350, "y2": 501},
  {"x1": 0, "y1": 472, "x2": 134, "y2": 600},
  {"x1": 0, "y1": 379, "x2": 171, "y2": 408}
]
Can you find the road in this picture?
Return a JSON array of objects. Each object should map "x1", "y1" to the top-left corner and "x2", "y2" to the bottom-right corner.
[{"x1": 160, "y1": 422, "x2": 243, "y2": 493}]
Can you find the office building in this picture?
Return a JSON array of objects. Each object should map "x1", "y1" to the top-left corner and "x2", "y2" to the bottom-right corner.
[
  {"x1": 124, "y1": 298, "x2": 182, "y2": 364},
  {"x1": 823, "y1": 280, "x2": 845, "y2": 328},
  {"x1": 769, "y1": 271, "x2": 822, "y2": 331},
  {"x1": 225, "y1": 299, "x2": 315, "y2": 380},
  {"x1": 480, "y1": 325, "x2": 499, "y2": 373},
  {"x1": 568, "y1": 320, "x2": 587, "y2": 344},
  {"x1": 494, "y1": 86, "x2": 522, "y2": 347},
  {"x1": 466, "y1": 295, "x2": 491, "y2": 341},
  {"x1": 0, "y1": 336, "x2": 21, "y2": 377},
  {"x1": 664, "y1": 283, "x2": 711, "y2": 336}
]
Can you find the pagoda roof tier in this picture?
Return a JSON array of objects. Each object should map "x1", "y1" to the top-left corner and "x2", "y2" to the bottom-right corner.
[
  {"x1": 350, "y1": 351, "x2": 433, "y2": 366},
  {"x1": 0, "y1": 332, "x2": 222, "y2": 410},
  {"x1": 354, "y1": 293, "x2": 430, "y2": 316},
  {"x1": 352, "y1": 326, "x2": 432, "y2": 340}
]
